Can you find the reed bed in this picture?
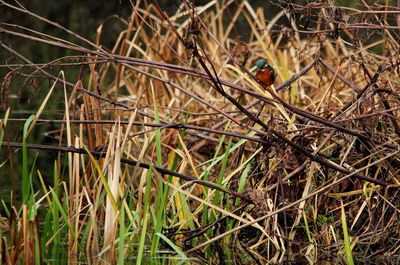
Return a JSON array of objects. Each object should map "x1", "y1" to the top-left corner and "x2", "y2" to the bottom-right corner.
[{"x1": 1, "y1": 0, "x2": 400, "y2": 264}]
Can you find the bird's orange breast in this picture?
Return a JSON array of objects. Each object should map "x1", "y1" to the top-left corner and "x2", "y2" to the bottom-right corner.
[{"x1": 256, "y1": 69, "x2": 274, "y2": 88}]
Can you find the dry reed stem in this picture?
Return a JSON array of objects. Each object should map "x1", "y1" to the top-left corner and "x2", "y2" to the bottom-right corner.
[{"x1": 1, "y1": 0, "x2": 400, "y2": 262}]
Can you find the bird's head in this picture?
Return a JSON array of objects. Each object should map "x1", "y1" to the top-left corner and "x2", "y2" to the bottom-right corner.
[{"x1": 255, "y1": 58, "x2": 267, "y2": 69}]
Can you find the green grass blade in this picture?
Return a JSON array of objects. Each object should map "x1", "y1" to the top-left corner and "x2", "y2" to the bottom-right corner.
[
  {"x1": 0, "y1": 108, "x2": 10, "y2": 151},
  {"x1": 22, "y1": 115, "x2": 35, "y2": 205},
  {"x1": 49, "y1": 186, "x2": 76, "y2": 239},
  {"x1": 136, "y1": 166, "x2": 153, "y2": 265},
  {"x1": 234, "y1": 162, "x2": 251, "y2": 206},
  {"x1": 83, "y1": 145, "x2": 118, "y2": 211},
  {"x1": 303, "y1": 211, "x2": 313, "y2": 243},
  {"x1": 341, "y1": 201, "x2": 354, "y2": 265},
  {"x1": 118, "y1": 203, "x2": 126, "y2": 265},
  {"x1": 155, "y1": 232, "x2": 187, "y2": 259}
]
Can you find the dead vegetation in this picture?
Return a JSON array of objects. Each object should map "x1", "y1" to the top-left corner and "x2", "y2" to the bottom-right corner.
[{"x1": 1, "y1": 0, "x2": 400, "y2": 264}]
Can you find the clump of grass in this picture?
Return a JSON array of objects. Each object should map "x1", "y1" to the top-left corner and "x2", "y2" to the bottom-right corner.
[{"x1": 1, "y1": 0, "x2": 400, "y2": 264}]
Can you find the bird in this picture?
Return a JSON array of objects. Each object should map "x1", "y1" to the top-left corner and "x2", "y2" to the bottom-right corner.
[{"x1": 255, "y1": 59, "x2": 276, "y2": 88}]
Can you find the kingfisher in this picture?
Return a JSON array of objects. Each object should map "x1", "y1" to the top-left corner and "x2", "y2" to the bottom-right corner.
[{"x1": 255, "y1": 59, "x2": 276, "y2": 88}]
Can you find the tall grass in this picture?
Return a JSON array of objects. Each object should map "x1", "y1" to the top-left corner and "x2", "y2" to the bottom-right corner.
[{"x1": 1, "y1": 0, "x2": 400, "y2": 264}]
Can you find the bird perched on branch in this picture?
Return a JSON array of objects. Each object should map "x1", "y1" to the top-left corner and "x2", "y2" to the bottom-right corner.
[{"x1": 255, "y1": 59, "x2": 276, "y2": 88}]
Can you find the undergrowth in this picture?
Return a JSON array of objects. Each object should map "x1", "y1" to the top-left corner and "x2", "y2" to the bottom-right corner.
[{"x1": 1, "y1": 0, "x2": 400, "y2": 264}]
